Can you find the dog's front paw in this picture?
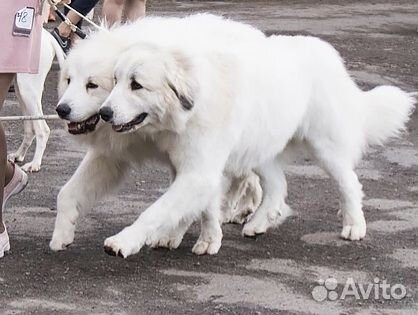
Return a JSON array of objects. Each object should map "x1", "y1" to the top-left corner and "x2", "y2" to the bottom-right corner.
[
  {"x1": 230, "y1": 207, "x2": 254, "y2": 224},
  {"x1": 340, "y1": 211, "x2": 367, "y2": 240},
  {"x1": 242, "y1": 204, "x2": 293, "y2": 237},
  {"x1": 192, "y1": 225, "x2": 222, "y2": 255},
  {"x1": 21, "y1": 162, "x2": 41, "y2": 173},
  {"x1": 242, "y1": 217, "x2": 269, "y2": 237},
  {"x1": 192, "y1": 238, "x2": 222, "y2": 255},
  {"x1": 222, "y1": 205, "x2": 254, "y2": 224},
  {"x1": 149, "y1": 223, "x2": 189, "y2": 250},
  {"x1": 242, "y1": 210, "x2": 278, "y2": 237},
  {"x1": 340, "y1": 221, "x2": 367, "y2": 241},
  {"x1": 104, "y1": 228, "x2": 144, "y2": 258},
  {"x1": 150, "y1": 234, "x2": 183, "y2": 250},
  {"x1": 50, "y1": 227, "x2": 75, "y2": 251}
]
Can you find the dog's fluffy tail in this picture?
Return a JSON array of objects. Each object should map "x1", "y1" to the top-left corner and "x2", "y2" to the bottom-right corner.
[{"x1": 362, "y1": 86, "x2": 416, "y2": 146}]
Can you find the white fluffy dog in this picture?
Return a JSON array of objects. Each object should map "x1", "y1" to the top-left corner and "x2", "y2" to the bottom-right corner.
[
  {"x1": 49, "y1": 14, "x2": 264, "y2": 255},
  {"x1": 99, "y1": 32, "x2": 414, "y2": 258},
  {"x1": 8, "y1": 29, "x2": 65, "y2": 172}
]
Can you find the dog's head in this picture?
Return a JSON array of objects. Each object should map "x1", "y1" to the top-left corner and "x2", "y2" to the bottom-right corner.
[
  {"x1": 56, "y1": 31, "x2": 121, "y2": 135},
  {"x1": 99, "y1": 43, "x2": 195, "y2": 135}
]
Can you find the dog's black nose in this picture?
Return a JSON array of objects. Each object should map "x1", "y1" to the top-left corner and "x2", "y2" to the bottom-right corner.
[
  {"x1": 56, "y1": 103, "x2": 71, "y2": 119},
  {"x1": 99, "y1": 107, "x2": 113, "y2": 122}
]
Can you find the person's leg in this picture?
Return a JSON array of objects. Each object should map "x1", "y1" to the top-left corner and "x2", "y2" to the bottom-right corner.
[
  {"x1": 0, "y1": 73, "x2": 17, "y2": 233},
  {"x1": 102, "y1": 0, "x2": 125, "y2": 26},
  {"x1": 125, "y1": 0, "x2": 146, "y2": 22}
]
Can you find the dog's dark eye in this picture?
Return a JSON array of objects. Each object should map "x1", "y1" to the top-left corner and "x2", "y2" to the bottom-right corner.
[
  {"x1": 67, "y1": 78, "x2": 71, "y2": 84},
  {"x1": 86, "y1": 82, "x2": 99, "y2": 89},
  {"x1": 130, "y1": 80, "x2": 143, "y2": 91},
  {"x1": 114, "y1": 76, "x2": 117, "y2": 85}
]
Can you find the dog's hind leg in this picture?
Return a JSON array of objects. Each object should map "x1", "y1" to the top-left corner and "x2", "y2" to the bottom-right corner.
[
  {"x1": 7, "y1": 79, "x2": 36, "y2": 163},
  {"x1": 17, "y1": 30, "x2": 55, "y2": 172},
  {"x1": 309, "y1": 140, "x2": 366, "y2": 241},
  {"x1": 221, "y1": 172, "x2": 262, "y2": 224},
  {"x1": 21, "y1": 101, "x2": 50, "y2": 172},
  {"x1": 242, "y1": 159, "x2": 293, "y2": 237},
  {"x1": 8, "y1": 120, "x2": 35, "y2": 164},
  {"x1": 50, "y1": 152, "x2": 129, "y2": 251}
]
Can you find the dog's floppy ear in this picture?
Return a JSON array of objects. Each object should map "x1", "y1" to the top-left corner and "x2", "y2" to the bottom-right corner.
[
  {"x1": 168, "y1": 81, "x2": 193, "y2": 111},
  {"x1": 166, "y1": 50, "x2": 194, "y2": 111}
]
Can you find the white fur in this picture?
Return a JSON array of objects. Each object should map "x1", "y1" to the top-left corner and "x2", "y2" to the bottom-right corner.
[
  {"x1": 221, "y1": 172, "x2": 262, "y2": 224},
  {"x1": 100, "y1": 31, "x2": 415, "y2": 257},
  {"x1": 50, "y1": 14, "x2": 264, "y2": 255},
  {"x1": 9, "y1": 29, "x2": 65, "y2": 172}
]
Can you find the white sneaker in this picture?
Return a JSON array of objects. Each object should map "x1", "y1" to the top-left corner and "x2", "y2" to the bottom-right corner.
[
  {"x1": 0, "y1": 226, "x2": 10, "y2": 258},
  {"x1": 1, "y1": 162, "x2": 28, "y2": 258},
  {"x1": 3, "y1": 162, "x2": 28, "y2": 209}
]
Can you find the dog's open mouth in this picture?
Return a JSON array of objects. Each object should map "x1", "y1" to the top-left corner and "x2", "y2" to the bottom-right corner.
[
  {"x1": 112, "y1": 113, "x2": 148, "y2": 133},
  {"x1": 67, "y1": 114, "x2": 100, "y2": 135}
]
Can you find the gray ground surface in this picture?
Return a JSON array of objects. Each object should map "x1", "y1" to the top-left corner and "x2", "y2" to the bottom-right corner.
[{"x1": 1, "y1": 1, "x2": 417, "y2": 314}]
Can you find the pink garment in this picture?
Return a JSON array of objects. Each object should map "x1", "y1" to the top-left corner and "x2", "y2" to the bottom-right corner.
[{"x1": 0, "y1": 0, "x2": 42, "y2": 74}]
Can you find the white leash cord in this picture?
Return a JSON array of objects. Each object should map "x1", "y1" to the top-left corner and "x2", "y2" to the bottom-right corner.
[
  {"x1": 61, "y1": 2, "x2": 105, "y2": 30},
  {"x1": 0, "y1": 115, "x2": 60, "y2": 122}
]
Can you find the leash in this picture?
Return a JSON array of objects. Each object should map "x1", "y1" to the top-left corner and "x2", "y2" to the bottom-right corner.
[
  {"x1": 48, "y1": 0, "x2": 86, "y2": 39},
  {"x1": 47, "y1": 0, "x2": 107, "y2": 39},
  {"x1": 0, "y1": 115, "x2": 60, "y2": 122}
]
